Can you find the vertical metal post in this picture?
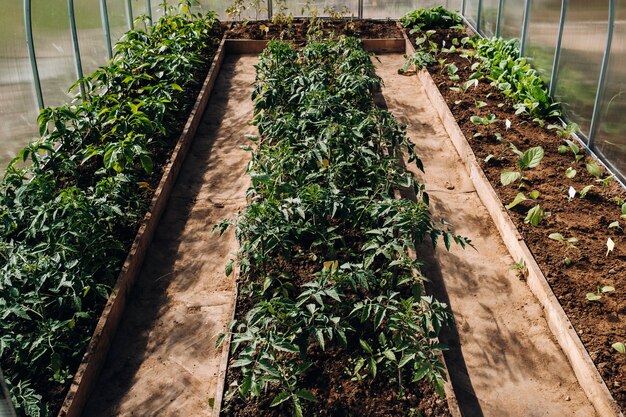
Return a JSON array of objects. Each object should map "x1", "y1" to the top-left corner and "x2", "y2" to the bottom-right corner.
[
  {"x1": 495, "y1": 0, "x2": 503, "y2": 37},
  {"x1": 519, "y1": 0, "x2": 531, "y2": 57},
  {"x1": 589, "y1": 0, "x2": 615, "y2": 146},
  {"x1": 549, "y1": 0, "x2": 566, "y2": 96},
  {"x1": 476, "y1": 0, "x2": 483, "y2": 34},
  {"x1": 100, "y1": 0, "x2": 113, "y2": 60},
  {"x1": 358, "y1": 0, "x2": 363, "y2": 19},
  {"x1": 24, "y1": 0, "x2": 44, "y2": 110},
  {"x1": 68, "y1": 0, "x2": 85, "y2": 98},
  {"x1": 268, "y1": 0, "x2": 272, "y2": 20},
  {"x1": 462, "y1": 0, "x2": 466, "y2": 16},
  {"x1": 146, "y1": 0, "x2": 153, "y2": 24},
  {"x1": 126, "y1": 0, "x2": 134, "y2": 30}
]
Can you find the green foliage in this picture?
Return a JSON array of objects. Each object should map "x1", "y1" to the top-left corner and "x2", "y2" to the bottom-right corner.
[
  {"x1": 0, "y1": 5, "x2": 222, "y2": 416},
  {"x1": 500, "y1": 144, "x2": 544, "y2": 187},
  {"x1": 469, "y1": 37, "x2": 560, "y2": 119},
  {"x1": 400, "y1": 7, "x2": 463, "y2": 32},
  {"x1": 222, "y1": 38, "x2": 467, "y2": 416},
  {"x1": 586, "y1": 285, "x2": 615, "y2": 302},
  {"x1": 399, "y1": 50, "x2": 437, "y2": 74}
]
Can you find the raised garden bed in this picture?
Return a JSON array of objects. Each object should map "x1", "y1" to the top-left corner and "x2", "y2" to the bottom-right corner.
[
  {"x1": 214, "y1": 37, "x2": 466, "y2": 417},
  {"x1": 224, "y1": 18, "x2": 402, "y2": 40},
  {"x1": 400, "y1": 7, "x2": 625, "y2": 416},
  {"x1": 0, "y1": 10, "x2": 225, "y2": 417}
]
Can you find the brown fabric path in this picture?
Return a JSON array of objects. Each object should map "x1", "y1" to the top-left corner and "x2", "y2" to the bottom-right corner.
[
  {"x1": 83, "y1": 54, "x2": 257, "y2": 417},
  {"x1": 375, "y1": 54, "x2": 597, "y2": 417}
]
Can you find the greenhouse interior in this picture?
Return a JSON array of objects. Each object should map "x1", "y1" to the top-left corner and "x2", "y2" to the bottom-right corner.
[{"x1": 0, "y1": 0, "x2": 625, "y2": 416}]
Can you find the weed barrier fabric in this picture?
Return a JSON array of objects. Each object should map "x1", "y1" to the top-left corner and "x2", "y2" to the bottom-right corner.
[{"x1": 219, "y1": 36, "x2": 468, "y2": 417}]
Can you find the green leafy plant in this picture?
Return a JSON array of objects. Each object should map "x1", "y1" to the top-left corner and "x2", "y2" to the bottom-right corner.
[
  {"x1": 510, "y1": 259, "x2": 527, "y2": 279},
  {"x1": 469, "y1": 37, "x2": 560, "y2": 118},
  {"x1": 524, "y1": 205, "x2": 544, "y2": 226},
  {"x1": 612, "y1": 342, "x2": 626, "y2": 354},
  {"x1": 470, "y1": 114, "x2": 498, "y2": 126},
  {"x1": 0, "y1": 5, "x2": 222, "y2": 416},
  {"x1": 500, "y1": 144, "x2": 544, "y2": 187},
  {"x1": 400, "y1": 7, "x2": 463, "y2": 32},
  {"x1": 548, "y1": 233, "x2": 578, "y2": 250},
  {"x1": 557, "y1": 139, "x2": 584, "y2": 164},
  {"x1": 586, "y1": 285, "x2": 615, "y2": 301},
  {"x1": 399, "y1": 50, "x2": 437, "y2": 74}
]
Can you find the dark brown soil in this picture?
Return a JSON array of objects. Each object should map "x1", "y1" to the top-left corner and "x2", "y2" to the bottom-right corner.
[
  {"x1": 224, "y1": 19, "x2": 402, "y2": 40},
  {"x1": 225, "y1": 346, "x2": 449, "y2": 417},
  {"x1": 411, "y1": 28, "x2": 626, "y2": 410}
]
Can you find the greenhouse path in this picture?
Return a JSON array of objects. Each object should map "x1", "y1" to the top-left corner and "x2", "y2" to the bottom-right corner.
[
  {"x1": 374, "y1": 54, "x2": 597, "y2": 417},
  {"x1": 83, "y1": 55, "x2": 258, "y2": 416}
]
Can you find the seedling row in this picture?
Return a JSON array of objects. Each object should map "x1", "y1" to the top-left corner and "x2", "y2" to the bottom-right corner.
[{"x1": 217, "y1": 35, "x2": 467, "y2": 416}]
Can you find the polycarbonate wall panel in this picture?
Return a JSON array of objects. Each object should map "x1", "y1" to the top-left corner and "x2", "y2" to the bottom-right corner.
[
  {"x1": 524, "y1": 0, "x2": 561, "y2": 83},
  {"x1": 365, "y1": 0, "x2": 460, "y2": 18},
  {"x1": 596, "y1": 0, "x2": 626, "y2": 175},
  {"x1": 75, "y1": 1, "x2": 111, "y2": 76},
  {"x1": 31, "y1": 0, "x2": 78, "y2": 107},
  {"x1": 0, "y1": 2, "x2": 38, "y2": 167},
  {"x1": 499, "y1": 0, "x2": 523, "y2": 39},
  {"x1": 479, "y1": 0, "x2": 500, "y2": 36},
  {"x1": 279, "y1": 0, "x2": 359, "y2": 17},
  {"x1": 464, "y1": 0, "x2": 478, "y2": 27},
  {"x1": 554, "y1": 0, "x2": 608, "y2": 138}
]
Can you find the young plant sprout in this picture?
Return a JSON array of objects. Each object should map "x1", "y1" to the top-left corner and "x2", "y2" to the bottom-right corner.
[
  {"x1": 500, "y1": 144, "x2": 544, "y2": 187},
  {"x1": 613, "y1": 342, "x2": 626, "y2": 354},
  {"x1": 524, "y1": 205, "x2": 544, "y2": 226},
  {"x1": 470, "y1": 114, "x2": 498, "y2": 125},
  {"x1": 586, "y1": 285, "x2": 615, "y2": 301}
]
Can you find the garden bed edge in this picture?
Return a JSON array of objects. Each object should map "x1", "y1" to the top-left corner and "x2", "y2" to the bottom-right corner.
[{"x1": 405, "y1": 37, "x2": 624, "y2": 417}]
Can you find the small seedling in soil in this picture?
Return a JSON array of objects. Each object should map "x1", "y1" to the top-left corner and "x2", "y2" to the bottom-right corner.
[
  {"x1": 549, "y1": 122, "x2": 580, "y2": 140},
  {"x1": 505, "y1": 190, "x2": 539, "y2": 210},
  {"x1": 470, "y1": 114, "x2": 498, "y2": 126},
  {"x1": 510, "y1": 259, "x2": 527, "y2": 280},
  {"x1": 613, "y1": 342, "x2": 626, "y2": 354},
  {"x1": 548, "y1": 233, "x2": 578, "y2": 250},
  {"x1": 557, "y1": 139, "x2": 584, "y2": 164},
  {"x1": 501, "y1": 144, "x2": 544, "y2": 187},
  {"x1": 399, "y1": 50, "x2": 436, "y2": 73},
  {"x1": 524, "y1": 204, "x2": 544, "y2": 226},
  {"x1": 475, "y1": 100, "x2": 487, "y2": 109},
  {"x1": 579, "y1": 185, "x2": 594, "y2": 198},
  {"x1": 586, "y1": 162, "x2": 602, "y2": 178},
  {"x1": 597, "y1": 174, "x2": 615, "y2": 188},
  {"x1": 565, "y1": 167, "x2": 577, "y2": 179},
  {"x1": 622, "y1": 203, "x2": 626, "y2": 219},
  {"x1": 609, "y1": 221, "x2": 622, "y2": 230},
  {"x1": 445, "y1": 63, "x2": 459, "y2": 81},
  {"x1": 586, "y1": 285, "x2": 615, "y2": 301}
]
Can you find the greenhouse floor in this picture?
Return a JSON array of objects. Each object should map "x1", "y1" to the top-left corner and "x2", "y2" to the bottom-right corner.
[{"x1": 83, "y1": 53, "x2": 595, "y2": 416}]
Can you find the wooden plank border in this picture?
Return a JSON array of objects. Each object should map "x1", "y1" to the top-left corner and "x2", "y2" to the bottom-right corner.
[
  {"x1": 57, "y1": 35, "x2": 227, "y2": 417},
  {"x1": 403, "y1": 31, "x2": 624, "y2": 417}
]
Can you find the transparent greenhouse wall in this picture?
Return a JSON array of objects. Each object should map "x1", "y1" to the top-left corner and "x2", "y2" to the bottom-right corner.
[
  {"x1": 596, "y1": 0, "x2": 626, "y2": 176},
  {"x1": 2, "y1": 0, "x2": 625, "y2": 181}
]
